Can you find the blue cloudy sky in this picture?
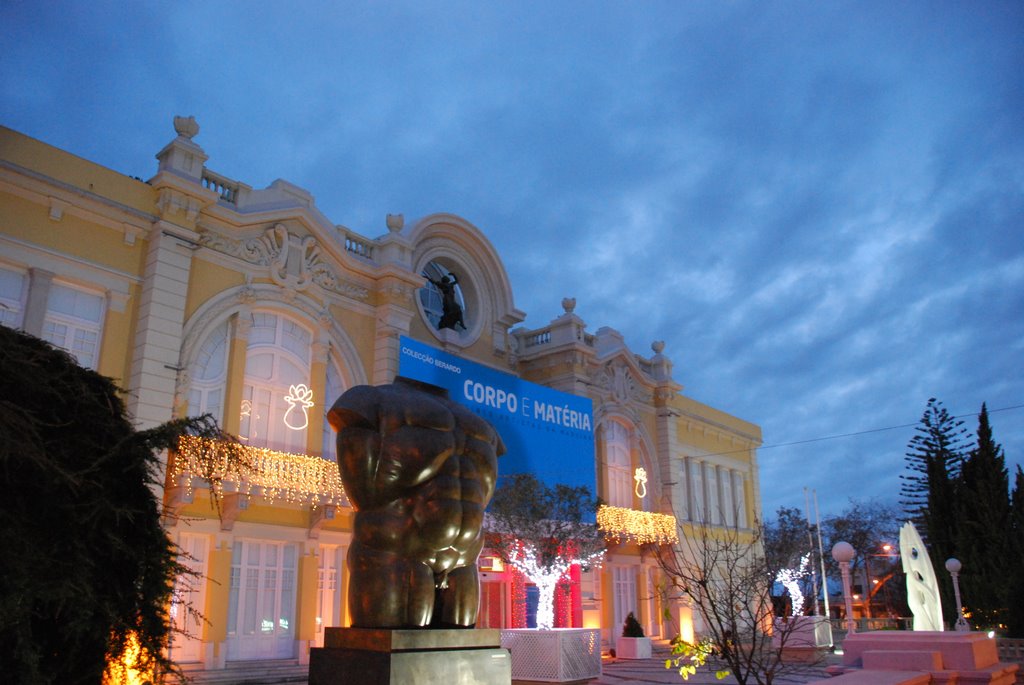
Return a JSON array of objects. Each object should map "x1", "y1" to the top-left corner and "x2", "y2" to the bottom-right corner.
[{"x1": 2, "y1": 1, "x2": 1022, "y2": 519}]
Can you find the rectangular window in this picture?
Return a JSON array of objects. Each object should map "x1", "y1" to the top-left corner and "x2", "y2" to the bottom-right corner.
[
  {"x1": 0, "y1": 267, "x2": 26, "y2": 329},
  {"x1": 227, "y1": 539, "x2": 298, "y2": 660},
  {"x1": 734, "y1": 474, "x2": 747, "y2": 528},
  {"x1": 677, "y1": 458, "x2": 690, "y2": 521},
  {"x1": 705, "y1": 464, "x2": 720, "y2": 525},
  {"x1": 42, "y1": 282, "x2": 104, "y2": 369},
  {"x1": 689, "y1": 460, "x2": 705, "y2": 524},
  {"x1": 612, "y1": 566, "x2": 638, "y2": 632},
  {"x1": 721, "y1": 470, "x2": 735, "y2": 527}
]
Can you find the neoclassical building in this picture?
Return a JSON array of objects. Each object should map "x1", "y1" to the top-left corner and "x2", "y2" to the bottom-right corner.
[{"x1": 0, "y1": 118, "x2": 762, "y2": 678}]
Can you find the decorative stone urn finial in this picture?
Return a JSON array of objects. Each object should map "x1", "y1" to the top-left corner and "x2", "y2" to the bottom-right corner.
[
  {"x1": 562, "y1": 297, "x2": 576, "y2": 314},
  {"x1": 651, "y1": 340, "x2": 665, "y2": 355},
  {"x1": 386, "y1": 214, "x2": 404, "y2": 233},
  {"x1": 173, "y1": 115, "x2": 199, "y2": 140}
]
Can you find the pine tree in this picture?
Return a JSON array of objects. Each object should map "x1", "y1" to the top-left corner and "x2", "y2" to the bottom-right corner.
[
  {"x1": 955, "y1": 404, "x2": 1010, "y2": 629},
  {"x1": 901, "y1": 398, "x2": 968, "y2": 617}
]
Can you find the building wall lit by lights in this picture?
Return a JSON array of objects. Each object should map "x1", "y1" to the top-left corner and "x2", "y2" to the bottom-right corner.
[{"x1": 0, "y1": 119, "x2": 763, "y2": 674}]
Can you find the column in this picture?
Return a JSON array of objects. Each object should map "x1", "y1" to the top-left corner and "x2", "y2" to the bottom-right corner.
[
  {"x1": 204, "y1": 539, "x2": 233, "y2": 669},
  {"x1": 306, "y1": 335, "x2": 329, "y2": 456},
  {"x1": 372, "y1": 303, "x2": 413, "y2": 386},
  {"x1": 22, "y1": 267, "x2": 54, "y2": 337},
  {"x1": 296, "y1": 546, "x2": 319, "y2": 665},
  {"x1": 126, "y1": 224, "x2": 197, "y2": 431}
]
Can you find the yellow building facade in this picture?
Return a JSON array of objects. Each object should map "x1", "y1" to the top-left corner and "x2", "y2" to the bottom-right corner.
[{"x1": 0, "y1": 117, "x2": 762, "y2": 678}]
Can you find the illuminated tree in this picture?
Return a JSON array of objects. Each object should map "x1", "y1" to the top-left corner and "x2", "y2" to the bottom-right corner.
[
  {"x1": 486, "y1": 473, "x2": 605, "y2": 630},
  {"x1": 0, "y1": 324, "x2": 224, "y2": 684},
  {"x1": 763, "y1": 507, "x2": 815, "y2": 614}
]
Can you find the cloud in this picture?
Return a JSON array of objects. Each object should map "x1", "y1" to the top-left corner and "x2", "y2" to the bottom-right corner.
[{"x1": 1, "y1": 0, "x2": 1021, "y2": 517}]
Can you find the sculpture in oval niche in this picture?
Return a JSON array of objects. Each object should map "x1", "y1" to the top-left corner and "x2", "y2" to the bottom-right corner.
[
  {"x1": 425, "y1": 270, "x2": 467, "y2": 331},
  {"x1": 327, "y1": 377, "x2": 504, "y2": 628}
]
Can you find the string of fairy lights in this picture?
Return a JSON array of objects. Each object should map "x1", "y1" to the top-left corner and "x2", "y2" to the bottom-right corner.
[
  {"x1": 173, "y1": 438, "x2": 678, "y2": 546},
  {"x1": 173, "y1": 435, "x2": 347, "y2": 508},
  {"x1": 596, "y1": 505, "x2": 679, "y2": 546}
]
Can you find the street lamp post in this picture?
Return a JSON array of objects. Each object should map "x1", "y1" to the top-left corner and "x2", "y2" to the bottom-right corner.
[
  {"x1": 945, "y1": 558, "x2": 970, "y2": 632},
  {"x1": 832, "y1": 541, "x2": 856, "y2": 634}
]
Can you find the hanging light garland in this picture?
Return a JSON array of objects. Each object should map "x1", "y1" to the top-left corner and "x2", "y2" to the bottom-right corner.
[
  {"x1": 173, "y1": 435, "x2": 347, "y2": 508},
  {"x1": 596, "y1": 504, "x2": 679, "y2": 545}
]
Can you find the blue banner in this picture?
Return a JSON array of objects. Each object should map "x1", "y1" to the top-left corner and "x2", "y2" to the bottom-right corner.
[{"x1": 398, "y1": 336, "x2": 596, "y2": 494}]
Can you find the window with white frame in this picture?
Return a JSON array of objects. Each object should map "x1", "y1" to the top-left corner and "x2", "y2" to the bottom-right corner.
[
  {"x1": 688, "y1": 459, "x2": 705, "y2": 523},
  {"x1": 240, "y1": 312, "x2": 313, "y2": 454},
  {"x1": 734, "y1": 472, "x2": 747, "y2": 528},
  {"x1": 604, "y1": 421, "x2": 633, "y2": 508},
  {"x1": 705, "y1": 463, "x2": 720, "y2": 525},
  {"x1": 612, "y1": 565, "x2": 638, "y2": 632},
  {"x1": 721, "y1": 469, "x2": 735, "y2": 527},
  {"x1": 41, "y1": 282, "x2": 105, "y2": 370},
  {"x1": 188, "y1": 320, "x2": 229, "y2": 424},
  {"x1": 0, "y1": 267, "x2": 26, "y2": 329},
  {"x1": 226, "y1": 540, "x2": 297, "y2": 660}
]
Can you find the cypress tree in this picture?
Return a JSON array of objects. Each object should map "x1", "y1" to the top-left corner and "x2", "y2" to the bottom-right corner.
[
  {"x1": 955, "y1": 404, "x2": 1010, "y2": 629},
  {"x1": 1007, "y1": 466, "x2": 1024, "y2": 636},
  {"x1": 901, "y1": 398, "x2": 968, "y2": 618}
]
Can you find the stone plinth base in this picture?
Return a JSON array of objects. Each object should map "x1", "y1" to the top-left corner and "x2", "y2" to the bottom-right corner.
[
  {"x1": 774, "y1": 615, "x2": 832, "y2": 663},
  {"x1": 309, "y1": 628, "x2": 511, "y2": 685},
  {"x1": 807, "y1": 631, "x2": 1019, "y2": 685}
]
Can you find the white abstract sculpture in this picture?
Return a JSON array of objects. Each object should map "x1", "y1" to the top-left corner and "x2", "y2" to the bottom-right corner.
[{"x1": 899, "y1": 522, "x2": 944, "y2": 631}]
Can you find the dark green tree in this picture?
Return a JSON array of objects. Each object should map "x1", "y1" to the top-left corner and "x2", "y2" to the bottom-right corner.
[
  {"x1": 900, "y1": 398, "x2": 967, "y2": 614},
  {"x1": 820, "y1": 499, "x2": 905, "y2": 618},
  {"x1": 955, "y1": 404, "x2": 1011, "y2": 629},
  {"x1": 1007, "y1": 466, "x2": 1024, "y2": 637},
  {"x1": 763, "y1": 507, "x2": 811, "y2": 573},
  {"x1": 0, "y1": 324, "x2": 224, "y2": 684}
]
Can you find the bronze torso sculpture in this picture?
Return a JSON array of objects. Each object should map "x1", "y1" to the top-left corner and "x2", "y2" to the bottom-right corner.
[{"x1": 327, "y1": 377, "x2": 504, "y2": 628}]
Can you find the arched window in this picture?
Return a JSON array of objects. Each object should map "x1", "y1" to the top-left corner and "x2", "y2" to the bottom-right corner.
[
  {"x1": 188, "y1": 320, "x2": 228, "y2": 424},
  {"x1": 604, "y1": 421, "x2": 633, "y2": 508},
  {"x1": 239, "y1": 312, "x2": 313, "y2": 454}
]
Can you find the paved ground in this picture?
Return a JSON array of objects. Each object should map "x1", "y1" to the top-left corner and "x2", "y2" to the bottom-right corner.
[{"x1": 586, "y1": 641, "x2": 840, "y2": 685}]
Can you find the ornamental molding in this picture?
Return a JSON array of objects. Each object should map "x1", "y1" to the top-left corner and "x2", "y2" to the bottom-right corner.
[
  {"x1": 199, "y1": 223, "x2": 369, "y2": 301},
  {"x1": 589, "y1": 359, "x2": 652, "y2": 404}
]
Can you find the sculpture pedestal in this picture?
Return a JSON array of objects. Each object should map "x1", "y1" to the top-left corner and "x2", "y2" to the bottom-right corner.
[
  {"x1": 309, "y1": 628, "x2": 511, "y2": 685},
  {"x1": 500, "y1": 628, "x2": 602, "y2": 683},
  {"x1": 773, "y1": 615, "x2": 832, "y2": 662},
  {"x1": 811, "y1": 631, "x2": 1019, "y2": 685}
]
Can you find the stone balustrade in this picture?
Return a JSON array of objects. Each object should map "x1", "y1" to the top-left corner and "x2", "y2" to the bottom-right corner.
[
  {"x1": 343, "y1": 232, "x2": 374, "y2": 260},
  {"x1": 201, "y1": 168, "x2": 240, "y2": 202}
]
